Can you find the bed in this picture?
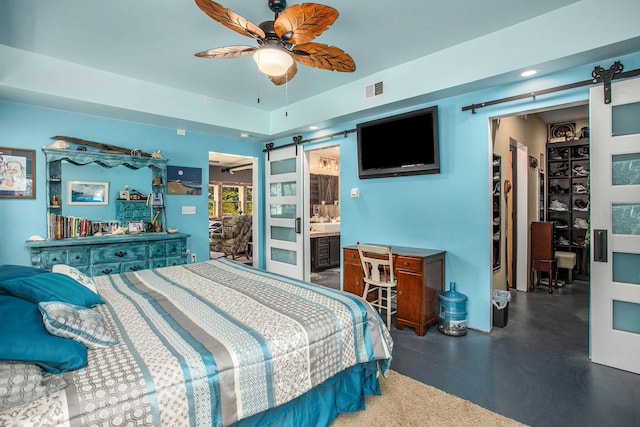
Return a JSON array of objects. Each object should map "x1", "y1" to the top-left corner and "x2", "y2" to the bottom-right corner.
[{"x1": 0, "y1": 258, "x2": 393, "y2": 426}]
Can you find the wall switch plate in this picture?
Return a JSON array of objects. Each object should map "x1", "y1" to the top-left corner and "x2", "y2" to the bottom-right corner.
[
  {"x1": 181, "y1": 206, "x2": 196, "y2": 215},
  {"x1": 350, "y1": 188, "x2": 360, "y2": 198},
  {"x1": 191, "y1": 253, "x2": 197, "y2": 263}
]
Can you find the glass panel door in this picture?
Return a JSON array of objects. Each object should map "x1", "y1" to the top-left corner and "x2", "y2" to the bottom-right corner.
[
  {"x1": 590, "y1": 77, "x2": 640, "y2": 374},
  {"x1": 265, "y1": 146, "x2": 304, "y2": 279}
]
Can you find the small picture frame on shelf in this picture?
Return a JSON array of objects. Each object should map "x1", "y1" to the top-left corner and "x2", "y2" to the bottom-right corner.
[{"x1": 127, "y1": 222, "x2": 145, "y2": 234}]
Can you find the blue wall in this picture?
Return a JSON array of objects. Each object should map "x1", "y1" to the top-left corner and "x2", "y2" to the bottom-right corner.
[
  {"x1": 273, "y1": 51, "x2": 640, "y2": 331},
  {"x1": 0, "y1": 102, "x2": 264, "y2": 267},
  {"x1": 2, "y1": 51, "x2": 639, "y2": 331}
]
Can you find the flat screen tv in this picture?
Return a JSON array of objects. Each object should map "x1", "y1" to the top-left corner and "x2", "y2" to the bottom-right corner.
[{"x1": 356, "y1": 106, "x2": 439, "y2": 179}]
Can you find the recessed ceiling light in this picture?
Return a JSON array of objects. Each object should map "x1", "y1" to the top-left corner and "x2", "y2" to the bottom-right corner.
[
  {"x1": 240, "y1": 132, "x2": 249, "y2": 138},
  {"x1": 309, "y1": 125, "x2": 319, "y2": 130},
  {"x1": 520, "y1": 69, "x2": 539, "y2": 78}
]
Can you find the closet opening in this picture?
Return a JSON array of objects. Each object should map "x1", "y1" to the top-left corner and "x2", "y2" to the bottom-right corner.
[{"x1": 492, "y1": 102, "x2": 590, "y2": 296}]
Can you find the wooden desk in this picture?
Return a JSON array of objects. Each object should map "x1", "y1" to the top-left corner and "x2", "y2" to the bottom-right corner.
[{"x1": 343, "y1": 245, "x2": 445, "y2": 336}]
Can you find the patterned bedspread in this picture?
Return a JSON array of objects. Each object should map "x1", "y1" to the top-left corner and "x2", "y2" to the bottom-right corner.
[{"x1": 2, "y1": 259, "x2": 393, "y2": 426}]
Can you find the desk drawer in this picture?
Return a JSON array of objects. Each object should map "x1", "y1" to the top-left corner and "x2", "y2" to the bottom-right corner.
[{"x1": 396, "y1": 256, "x2": 423, "y2": 273}]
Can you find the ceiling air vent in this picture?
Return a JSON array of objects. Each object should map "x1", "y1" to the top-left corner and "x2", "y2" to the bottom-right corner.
[{"x1": 365, "y1": 81, "x2": 384, "y2": 99}]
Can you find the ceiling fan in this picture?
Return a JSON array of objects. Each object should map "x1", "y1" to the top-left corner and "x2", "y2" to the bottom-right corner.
[{"x1": 194, "y1": 0, "x2": 356, "y2": 85}]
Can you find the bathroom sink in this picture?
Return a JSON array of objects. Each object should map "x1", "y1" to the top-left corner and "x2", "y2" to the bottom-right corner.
[{"x1": 311, "y1": 222, "x2": 340, "y2": 233}]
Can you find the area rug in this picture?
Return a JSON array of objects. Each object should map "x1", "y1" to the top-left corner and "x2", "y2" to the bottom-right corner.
[{"x1": 332, "y1": 370, "x2": 526, "y2": 427}]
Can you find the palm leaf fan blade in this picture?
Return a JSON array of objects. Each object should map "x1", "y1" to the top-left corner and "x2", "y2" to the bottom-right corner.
[
  {"x1": 293, "y1": 43, "x2": 356, "y2": 72},
  {"x1": 195, "y1": 46, "x2": 257, "y2": 59},
  {"x1": 274, "y1": 3, "x2": 338, "y2": 45},
  {"x1": 194, "y1": 0, "x2": 265, "y2": 39}
]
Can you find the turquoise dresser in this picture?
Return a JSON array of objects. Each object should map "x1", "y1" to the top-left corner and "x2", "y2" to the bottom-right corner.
[
  {"x1": 27, "y1": 145, "x2": 189, "y2": 276},
  {"x1": 26, "y1": 233, "x2": 190, "y2": 276}
]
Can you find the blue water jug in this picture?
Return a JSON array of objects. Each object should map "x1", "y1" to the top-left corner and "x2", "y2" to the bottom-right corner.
[{"x1": 438, "y1": 282, "x2": 468, "y2": 336}]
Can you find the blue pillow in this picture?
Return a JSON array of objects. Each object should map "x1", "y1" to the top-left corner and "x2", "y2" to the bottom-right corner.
[
  {"x1": 0, "y1": 272, "x2": 103, "y2": 307},
  {"x1": 0, "y1": 264, "x2": 48, "y2": 282},
  {"x1": 0, "y1": 295, "x2": 88, "y2": 374}
]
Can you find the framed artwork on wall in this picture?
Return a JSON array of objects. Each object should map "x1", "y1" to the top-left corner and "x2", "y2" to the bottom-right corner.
[
  {"x1": 67, "y1": 181, "x2": 109, "y2": 205},
  {"x1": 0, "y1": 147, "x2": 35, "y2": 199},
  {"x1": 167, "y1": 165, "x2": 202, "y2": 195}
]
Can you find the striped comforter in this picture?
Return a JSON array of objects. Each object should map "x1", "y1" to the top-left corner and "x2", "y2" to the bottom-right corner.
[{"x1": 3, "y1": 258, "x2": 393, "y2": 426}]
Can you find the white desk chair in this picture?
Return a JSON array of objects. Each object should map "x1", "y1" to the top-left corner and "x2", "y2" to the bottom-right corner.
[{"x1": 357, "y1": 242, "x2": 397, "y2": 329}]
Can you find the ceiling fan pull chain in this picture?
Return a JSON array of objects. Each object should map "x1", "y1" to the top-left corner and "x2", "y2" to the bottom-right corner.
[{"x1": 257, "y1": 68, "x2": 262, "y2": 104}]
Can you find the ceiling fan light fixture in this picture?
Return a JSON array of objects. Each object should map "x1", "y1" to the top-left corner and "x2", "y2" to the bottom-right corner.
[{"x1": 253, "y1": 45, "x2": 293, "y2": 76}]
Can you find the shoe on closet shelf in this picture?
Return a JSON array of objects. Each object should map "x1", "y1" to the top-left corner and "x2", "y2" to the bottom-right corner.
[
  {"x1": 573, "y1": 165, "x2": 589, "y2": 176},
  {"x1": 554, "y1": 220, "x2": 569, "y2": 229},
  {"x1": 574, "y1": 217, "x2": 590, "y2": 229},
  {"x1": 572, "y1": 183, "x2": 588, "y2": 193},
  {"x1": 574, "y1": 199, "x2": 589, "y2": 211},
  {"x1": 575, "y1": 146, "x2": 589, "y2": 157},
  {"x1": 557, "y1": 236, "x2": 570, "y2": 246},
  {"x1": 549, "y1": 200, "x2": 569, "y2": 211},
  {"x1": 550, "y1": 184, "x2": 569, "y2": 194}
]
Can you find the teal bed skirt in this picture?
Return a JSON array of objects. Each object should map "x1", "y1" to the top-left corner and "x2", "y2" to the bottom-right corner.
[{"x1": 232, "y1": 361, "x2": 381, "y2": 427}]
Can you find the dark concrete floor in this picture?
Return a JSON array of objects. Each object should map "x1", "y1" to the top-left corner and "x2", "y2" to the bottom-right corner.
[
  {"x1": 391, "y1": 281, "x2": 640, "y2": 427},
  {"x1": 313, "y1": 273, "x2": 640, "y2": 427}
]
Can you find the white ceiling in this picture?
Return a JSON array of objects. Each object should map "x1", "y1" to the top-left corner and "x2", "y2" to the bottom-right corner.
[{"x1": 2, "y1": 0, "x2": 581, "y2": 112}]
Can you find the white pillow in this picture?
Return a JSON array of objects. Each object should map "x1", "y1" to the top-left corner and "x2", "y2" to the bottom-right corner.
[
  {"x1": 38, "y1": 301, "x2": 118, "y2": 349},
  {"x1": 52, "y1": 264, "x2": 97, "y2": 293}
]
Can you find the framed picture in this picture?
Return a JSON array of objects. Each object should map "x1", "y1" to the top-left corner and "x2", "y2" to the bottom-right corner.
[
  {"x1": 67, "y1": 181, "x2": 109, "y2": 205},
  {"x1": 167, "y1": 165, "x2": 202, "y2": 195},
  {"x1": 0, "y1": 147, "x2": 35, "y2": 199},
  {"x1": 127, "y1": 221, "x2": 145, "y2": 233}
]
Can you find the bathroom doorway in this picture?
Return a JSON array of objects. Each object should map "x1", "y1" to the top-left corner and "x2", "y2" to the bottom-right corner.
[{"x1": 307, "y1": 146, "x2": 341, "y2": 289}]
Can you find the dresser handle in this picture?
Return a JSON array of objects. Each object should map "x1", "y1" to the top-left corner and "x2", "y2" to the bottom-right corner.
[
  {"x1": 52, "y1": 257, "x2": 58, "y2": 262},
  {"x1": 398, "y1": 291, "x2": 403, "y2": 296},
  {"x1": 130, "y1": 266, "x2": 140, "y2": 271},
  {"x1": 115, "y1": 251, "x2": 127, "y2": 257},
  {"x1": 403, "y1": 261, "x2": 409, "y2": 266},
  {"x1": 75, "y1": 255, "x2": 80, "y2": 259},
  {"x1": 102, "y1": 268, "x2": 113, "y2": 274}
]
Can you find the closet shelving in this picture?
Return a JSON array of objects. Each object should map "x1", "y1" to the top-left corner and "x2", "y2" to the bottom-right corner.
[
  {"x1": 492, "y1": 154, "x2": 501, "y2": 271},
  {"x1": 546, "y1": 138, "x2": 590, "y2": 274}
]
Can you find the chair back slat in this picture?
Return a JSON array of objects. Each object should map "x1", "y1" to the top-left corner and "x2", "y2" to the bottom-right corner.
[{"x1": 357, "y1": 243, "x2": 394, "y2": 285}]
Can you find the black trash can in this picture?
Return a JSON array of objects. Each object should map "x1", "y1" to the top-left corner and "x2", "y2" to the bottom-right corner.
[{"x1": 492, "y1": 290, "x2": 510, "y2": 328}]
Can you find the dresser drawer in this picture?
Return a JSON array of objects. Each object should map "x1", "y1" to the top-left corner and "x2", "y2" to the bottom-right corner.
[
  {"x1": 149, "y1": 243, "x2": 166, "y2": 258},
  {"x1": 66, "y1": 249, "x2": 89, "y2": 267},
  {"x1": 92, "y1": 244, "x2": 147, "y2": 262},
  {"x1": 42, "y1": 250, "x2": 68, "y2": 268},
  {"x1": 151, "y1": 259, "x2": 167, "y2": 269},
  {"x1": 166, "y1": 241, "x2": 184, "y2": 257},
  {"x1": 122, "y1": 260, "x2": 149, "y2": 273},
  {"x1": 166, "y1": 256, "x2": 184, "y2": 267},
  {"x1": 91, "y1": 263, "x2": 121, "y2": 276}
]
